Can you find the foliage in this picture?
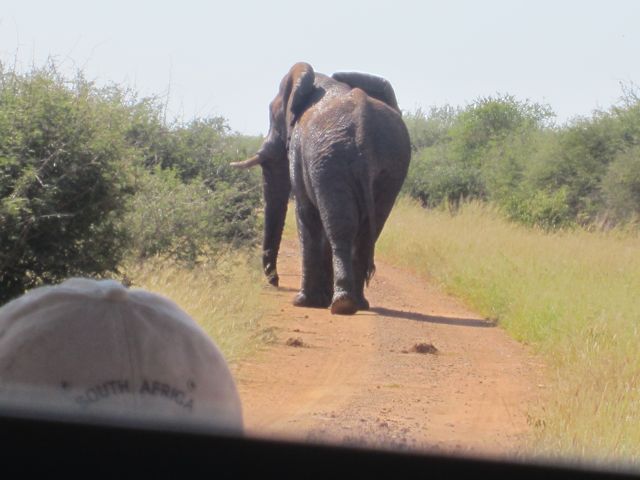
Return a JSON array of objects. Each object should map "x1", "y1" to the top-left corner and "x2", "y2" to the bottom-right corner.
[
  {"x1": 129, "y1": 111, "x2": 262, "y2": 185},
  {"x1": 404, "y1": 88, "x2": 640, "y2": 229},
  {"x1": 0, "y1": 63, "x2": 262, "y2": 303},
  {"x1": 404, "y1": 95, "x2": 554, "y2": 211},
  {"x1": 125, "y1": 166, "x2": 260, "y2": 264},
  {"x1": 601, "y1": 145, "x2": 640, "y2": 223},
  {"x1": 123, "y1": 115, "x2": 262, "y2": 264},
  {"x1": 448, "y1": 94, "x2": 553, "y2": 163},
  {"x1": 0, "y1": 65, "x2": 136, "y2": 302},
  {"x1": 403, "y1": 105, "x2": 459, "y2": 151},
  {"x1": 405, "y1": 143, "x2": 484, "y2": 208}
]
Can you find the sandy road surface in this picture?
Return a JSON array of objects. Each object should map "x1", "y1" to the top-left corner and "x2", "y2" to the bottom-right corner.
[{"x1": 233, "y1": 239, "x2": 544, "y2": 457}]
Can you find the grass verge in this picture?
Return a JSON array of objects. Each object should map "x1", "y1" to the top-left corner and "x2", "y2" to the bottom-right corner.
[
  {"x1": 123, "y1": 251, "x2": 270, "y2": 364},
  {"x1": 377, "y1": 197, "x2": 640, "y2": 466}
]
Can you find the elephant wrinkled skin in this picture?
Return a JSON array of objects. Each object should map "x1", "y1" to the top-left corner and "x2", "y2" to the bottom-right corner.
[{"x1": 232, "y1": 62, "x2": 410, "y2": 315}]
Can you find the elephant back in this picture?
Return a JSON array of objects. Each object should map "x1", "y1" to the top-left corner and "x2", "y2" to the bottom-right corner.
[{"x1": 331, "y1": 72, "x2": 401, "y2": 115}]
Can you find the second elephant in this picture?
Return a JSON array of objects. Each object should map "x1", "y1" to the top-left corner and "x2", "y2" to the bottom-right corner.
[{"x1": 232, "y1": 62, "x2": 411, "y2": 315}]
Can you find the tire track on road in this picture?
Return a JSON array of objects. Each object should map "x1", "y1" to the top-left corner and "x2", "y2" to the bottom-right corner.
[{"x1": 234, "y1": 239, "x2": 545, "y2": 456}]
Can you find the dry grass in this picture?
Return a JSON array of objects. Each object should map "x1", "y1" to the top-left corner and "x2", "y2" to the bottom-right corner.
[
  {"x1": 377, "y1": 197, "x2": 640, "y2": 466},
  {"x1": 123, "y1": 251, "x2": 271, "y2": 364}
]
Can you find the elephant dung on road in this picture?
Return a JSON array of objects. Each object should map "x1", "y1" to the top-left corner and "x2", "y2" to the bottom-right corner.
[{"x1": 232, "y1": 62, "x2": 410, "y2": 315}]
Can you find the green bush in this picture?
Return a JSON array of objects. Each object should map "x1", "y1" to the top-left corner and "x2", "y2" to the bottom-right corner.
[
  {"x1": 503, "y1": 187, "x2": 573, "y2": 230},
  {"x1": 448, "y1": 94, "x2": 553, "y2": 165},
  {"x1": 403, "y1": 106, "x2": 459, "y2": 151},
  {"x1": 403, "y1": 89, "x2": 640, "y2": 230},
  {"x1": 405, "y1": 144, "x2": 484, "y2": 208},
  {"x1": 404, "y1": 96, "x2": 553, "y2": 211},
  {"x1": 601, "y1": 145, "x2": 640, "y2": 224},
  {"x1": 125, "y1": 166, "x2": 260, "y2": 264},
  {"x1": 0, "y1": 66, "x2": 137, "y2": 303},
  {"x1": 0, "y1": 64, "x2": 262, "y2": 304},
  {"x1": 123, "y1": 115, "x2": 262, "y2": 263}
]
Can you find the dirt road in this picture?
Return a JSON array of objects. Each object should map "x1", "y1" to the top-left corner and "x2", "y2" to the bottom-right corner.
[{"x1": 233, "y1": 239, "x2": 544, "y2": 457}]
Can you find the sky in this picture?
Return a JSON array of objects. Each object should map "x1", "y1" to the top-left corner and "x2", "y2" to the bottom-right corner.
[{"x1": 1, "y1": 0, "x2": 639, "y2": 135}]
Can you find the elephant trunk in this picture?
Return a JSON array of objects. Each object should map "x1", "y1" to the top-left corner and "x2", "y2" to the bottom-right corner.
[
  {"x1": 231, "y1": 138, "x2": 290, "y2": 286},
  {"x1": 260, "y1": 159, "x2": 291, "y2": 287}
]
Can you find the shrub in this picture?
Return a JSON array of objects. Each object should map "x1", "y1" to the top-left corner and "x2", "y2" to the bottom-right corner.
[
  {"x1": 0, "y1": 65, "x2": 136, "y2": 303},
  {"x1": 403, "y1": 105, "x2": 459, "y2": 151},
  {"x1": 0, "y1": 63, "x2": 263, "y2": 304},
  {"x1": 509, "y1": 87, "x2": 640, "y2": 228},
  {"x1": 122, "y1": 115, "x2": 262, "y2": 264},
  {"x1": 124, "y1": 167, "x2": 260, "y2": 264},
  {"x1": 503, "y1": 187, "x2": 573, "y2": 230},
  {"x1": 404, "y1": 144, "x2": 484, "y2": 208},
  {"x1": 403, "y1": 96, "x2": 553, "y2": 210},
  {"x1": 601, "y1": 145, "x2": 640, "y2": 224},
  {"x1": 403, "y1": 89, "x2": 640, "y2": 230}
]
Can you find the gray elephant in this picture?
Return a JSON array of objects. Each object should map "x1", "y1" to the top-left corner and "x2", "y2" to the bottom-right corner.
[{"x1": 232, "y1": 62, "x2": 410, "y2": 315}]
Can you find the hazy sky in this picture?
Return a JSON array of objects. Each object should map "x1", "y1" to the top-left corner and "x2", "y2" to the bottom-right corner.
[{"x1": 1, "y1": 1, "x2": 639, "y2": 135}]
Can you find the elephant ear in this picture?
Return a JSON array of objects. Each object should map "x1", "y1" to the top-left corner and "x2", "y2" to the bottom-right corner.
[
  {"x1": 332, "y1": 71, "x2": 401, "y2": 115},
  {"x1": 284, "y1": 62, "x2": 315, "y2": 130}
]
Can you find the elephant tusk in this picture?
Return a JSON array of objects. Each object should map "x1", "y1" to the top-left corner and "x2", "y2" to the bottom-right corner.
[{"x1": 230, "y1": 154, "x2": 263, "y2": 169}]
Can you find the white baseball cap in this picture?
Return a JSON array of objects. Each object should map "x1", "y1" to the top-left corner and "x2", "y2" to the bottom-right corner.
[{"x1": 0, "y1": 278, "x2": 243, "y2": 433}]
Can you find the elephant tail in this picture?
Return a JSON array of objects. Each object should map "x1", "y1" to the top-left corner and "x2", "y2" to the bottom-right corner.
[{"x1": 364, "y1": 183, "x2": 377, "y2": 286}]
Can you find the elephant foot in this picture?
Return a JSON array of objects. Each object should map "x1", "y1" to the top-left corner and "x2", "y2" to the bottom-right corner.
[
  {"x1": 293, "y1": 291, "x2": 331, "y2": 309},
  {"x1": 330, "y1": 292, "x2": 358, "y2": 315},
  {"x1": 356, "y1": 296, "x2": 370, "y2": 311},
  {"x1": 266, "y1": 273, "x2": 279, "y2": 287}
]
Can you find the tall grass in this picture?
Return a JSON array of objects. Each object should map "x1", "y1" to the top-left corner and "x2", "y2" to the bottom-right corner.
[
  {"x1": 123, "y1": 251, "x2": 269, "y2": 363},
  {"x1": 377, "y1": 197, "x2": 640, "y2": 465}
]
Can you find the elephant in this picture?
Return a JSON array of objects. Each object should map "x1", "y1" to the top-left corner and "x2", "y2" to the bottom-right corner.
[{"x1": 232, "y1": 62, "x2": 410, "y2": 315}]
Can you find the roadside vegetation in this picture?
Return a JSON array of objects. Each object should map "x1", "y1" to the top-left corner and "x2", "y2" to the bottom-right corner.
[
  {"x1": 0, "y1": 63, "x2": 266, "y2": 359},
  {"x1": 124, "y1": 253, "x2": 269, "y2": 362},
  {"x1": 377, "y1": 199, "x2": 640, "y2": 463},
  {"x1": 403, "y1": 88, "x2": 640, "y2": 230},
  {"x1": 381, "y1": 85, "x2": 640, "y2": 463}
]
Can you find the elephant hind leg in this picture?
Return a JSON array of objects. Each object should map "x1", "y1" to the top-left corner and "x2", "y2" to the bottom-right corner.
[
  {"x1": 293, "y1": 195, "x2": 333, "y2": 309},
  {"x1": 311, "y1": 170, "x2": 363, "y2": 315},
  {"x1": 322, "y1": 208, "x2": 360, "y2": 315}
]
